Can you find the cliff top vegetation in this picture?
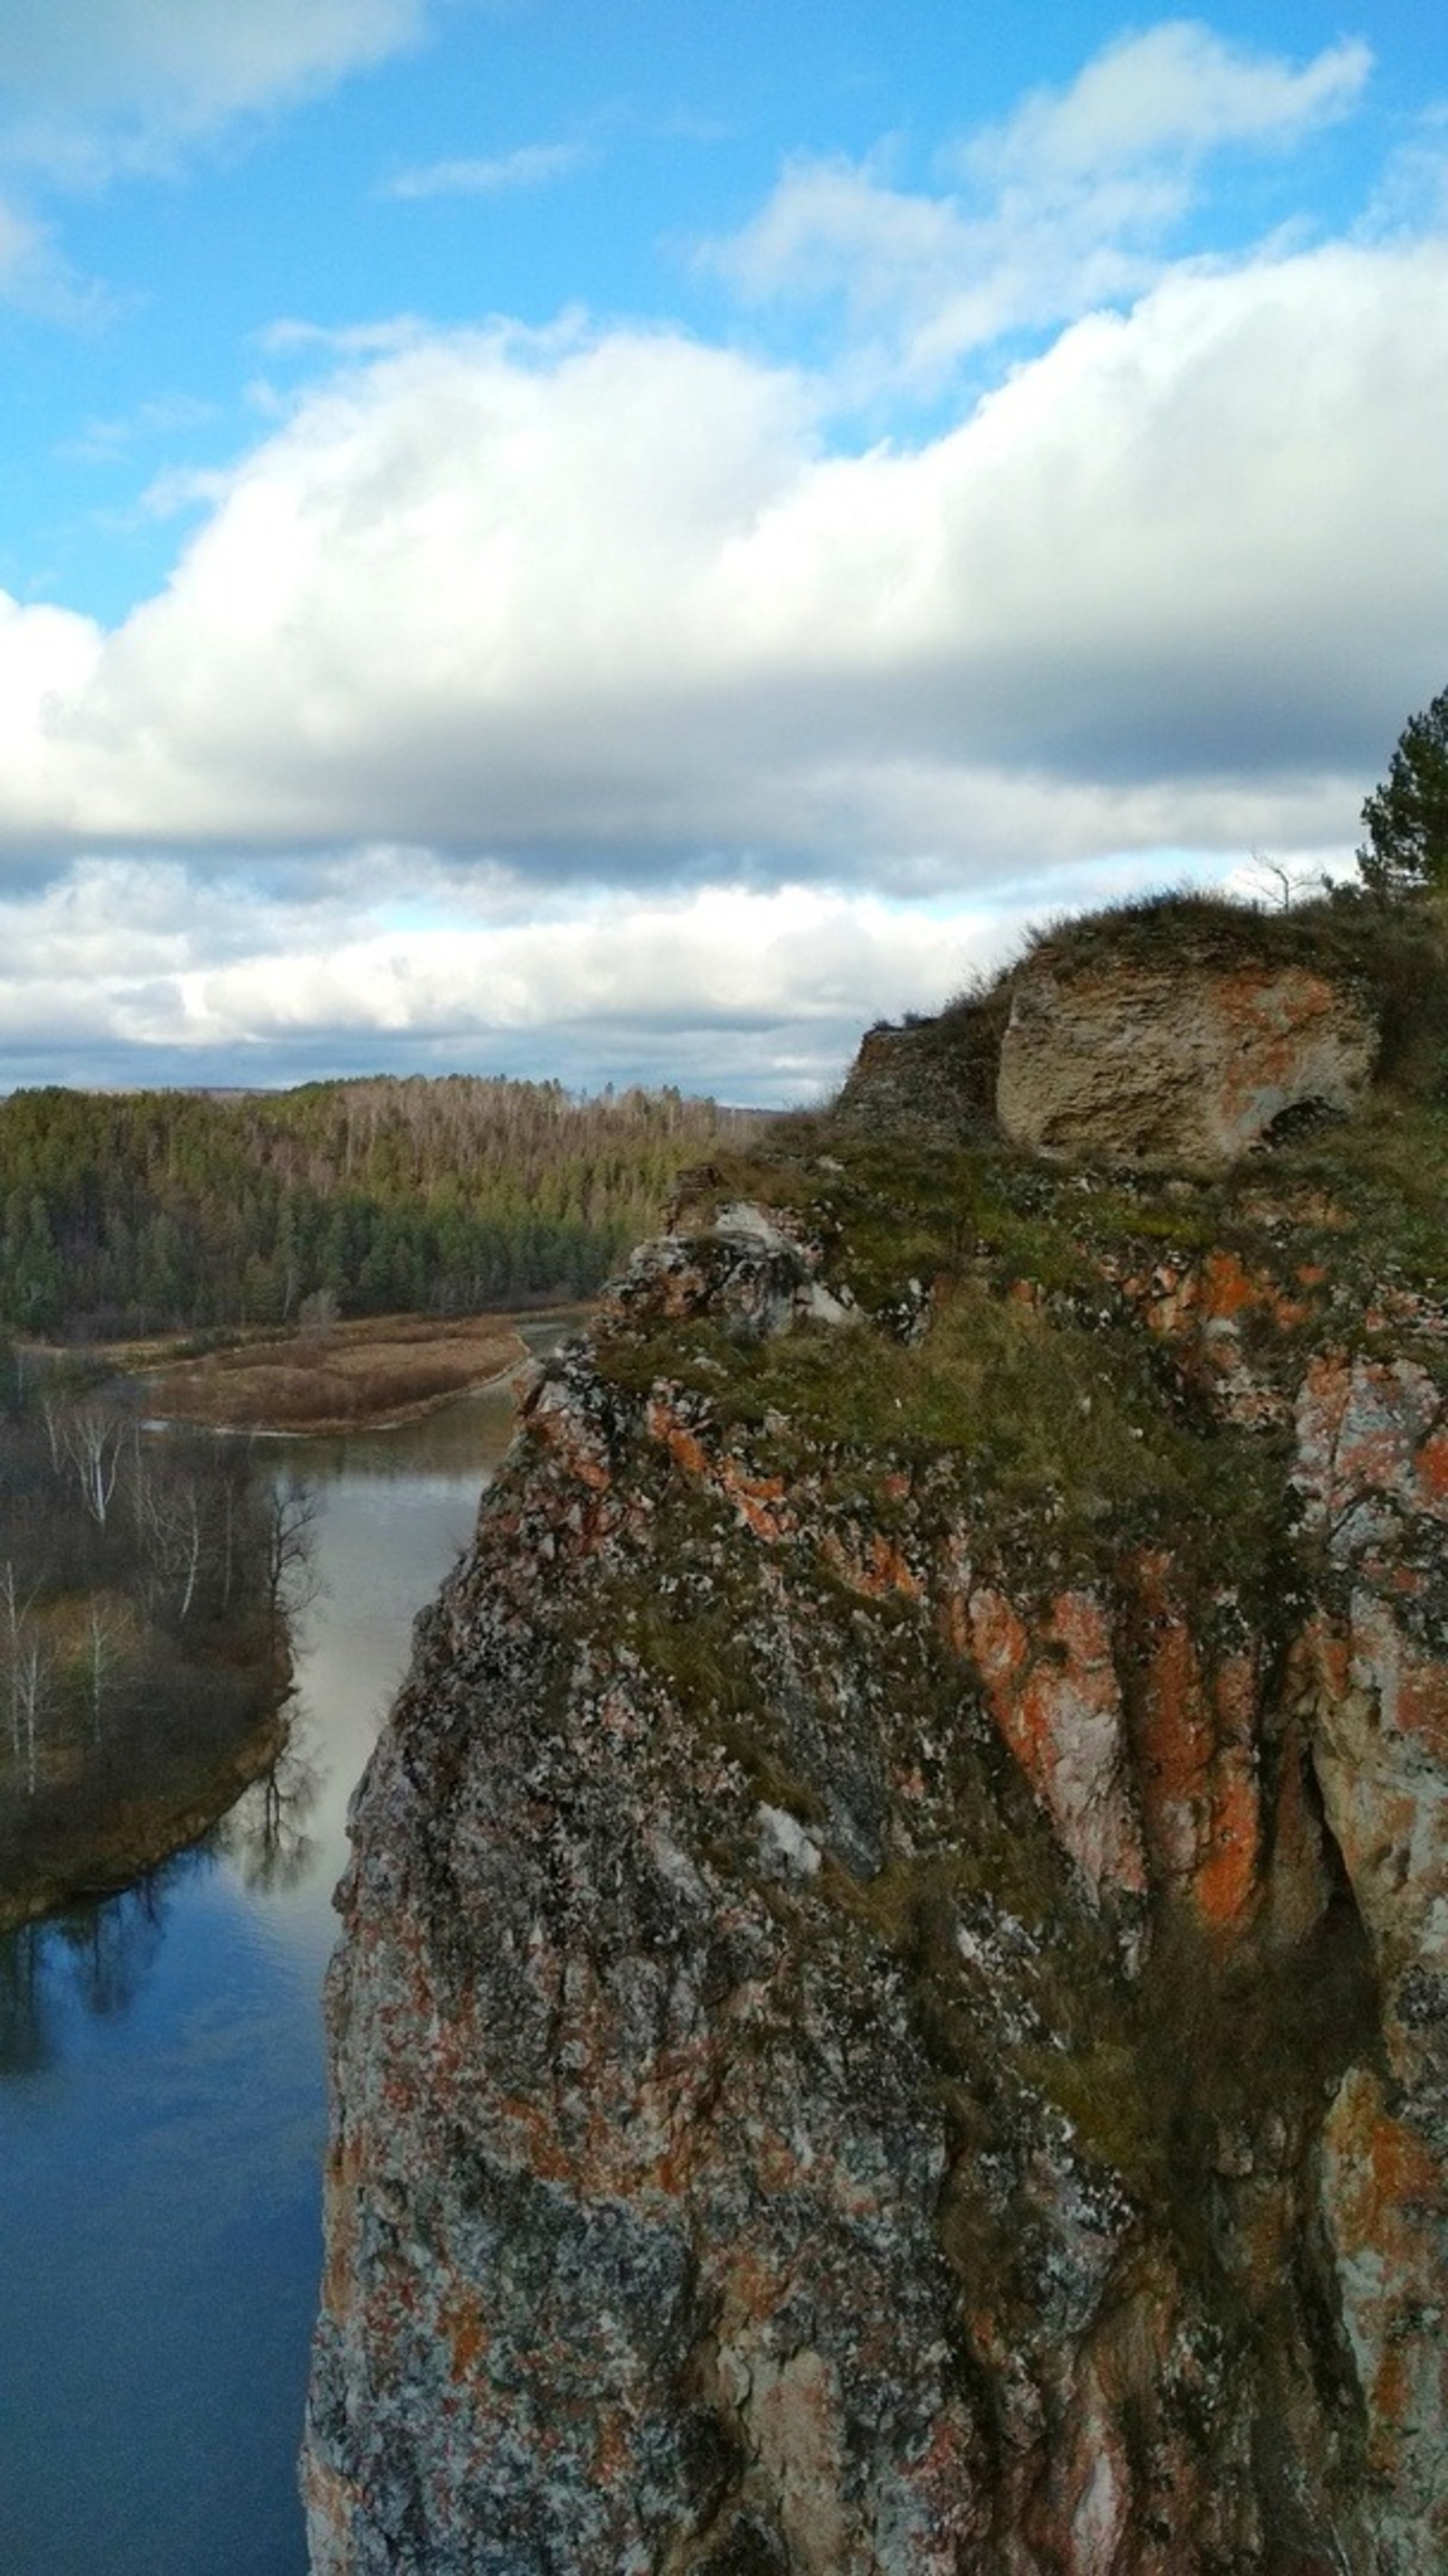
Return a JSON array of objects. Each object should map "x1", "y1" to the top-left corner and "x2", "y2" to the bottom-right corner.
[{"x1": 586, "y1": 881, "x2": 1448, "y2": 1627}]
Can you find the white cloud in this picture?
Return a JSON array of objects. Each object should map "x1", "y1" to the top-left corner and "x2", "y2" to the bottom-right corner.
[
  {"x1": 0, "y1": 189, "x2": 97, "y2": 317},
  {"x1": 1361, "y1": 106, "x2": 1448, "y2": 239},
  {"x1": 966, "y1": 20, "x2": 1369, "y2": 183},
  {"x1": 0, "y1": 589, "x2": 103, "y2": 832},
  {"x1": 63, "y1": 393, "x2": 219, "y2": 464},
  {"x1": 0, "y1": 866, "x2": 1033, "y2": 1098},
  {"x1": 386, "y1": 142, "x2": 592, "y2": 201},
  {"x1": 179, "y1": 888, "x2": 976, "y2": 1043},
  {"x1": 0, "y1": 0, "x2": 431, "y2": 177},
  {"x1": 709, "y1": 154, "x2": 1158, "y2": 385},
  {"x1": 4, "y1": 232, "x2": 1443, "y2": 892},
  {"x1": 3, "y1": 16, "x2": 1429, "y2": 1098},
  {"x1": 0, "y1": 0, "x2": 439, "y2": 311},
  {"x1": 710, "y1": 25, "x2": 1372, "y2": 385}
]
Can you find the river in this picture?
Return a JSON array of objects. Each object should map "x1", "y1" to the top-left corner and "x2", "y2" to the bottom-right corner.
[{"x1": 0, "y1": 1330, "x2": 571, "y2": 2576}]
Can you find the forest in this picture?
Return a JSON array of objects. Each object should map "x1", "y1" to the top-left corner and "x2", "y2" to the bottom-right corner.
[
  {"x1": 0, "y1": 1073, "x2": 754, "y2": 1338},
  {"x1": 0, "y1": 1342, "x2": 305, "y2": 1922}
]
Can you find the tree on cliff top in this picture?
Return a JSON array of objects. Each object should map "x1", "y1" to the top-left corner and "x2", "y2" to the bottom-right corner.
[{"x1": 1357, "y1": 684, "x2": 1448, "y2": 900}]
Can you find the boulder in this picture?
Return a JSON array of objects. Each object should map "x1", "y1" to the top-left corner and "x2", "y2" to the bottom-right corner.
[{"x1": 997, "y1": 951, "x2": 1378, "y2": 1162}]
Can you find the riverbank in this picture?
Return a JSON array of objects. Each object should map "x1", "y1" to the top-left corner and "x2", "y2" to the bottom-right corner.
[
  {"x1": 0, "y1": 1374, "x2": 547, "y2": 2576},
  {"x1": 102, "y1": 1307, "x2": 584, "y2": 1435},
  {"x1": 0, "y1": 1693, "x2": 293, "y2": 1936}
]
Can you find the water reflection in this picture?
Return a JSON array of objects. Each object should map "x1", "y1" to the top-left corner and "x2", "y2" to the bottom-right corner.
[
  {"x1": 0, "y1": 1345, "x2": 563, "y2": 2576},
  {"x1": 0, "y1": 1719, "x2": 329, "y2": 2068},
  {"x1": 0, "y1": 1853, "x2": 205, "y2": 2075},
  {"x1": 220, "y1": 1719, "x2": 323, "y2": 1899}
]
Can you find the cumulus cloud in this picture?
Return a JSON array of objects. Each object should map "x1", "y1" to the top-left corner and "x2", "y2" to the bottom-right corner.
[
  {"x1": 0, "y1": 15, "x2": 1437, "y2": 1099},
  {"x1": 0, "y1": 864, "x2": 1039, "y2": 1098},
  {"x1": 4, "y1": 231, "x2": 1444, "y2": 891},
  {"x1": 710, "y1": 24, "x2": 1371, "y2": 383},
  {"x1": 0, "y1": 589, "x2": 104, "y2": 832}
]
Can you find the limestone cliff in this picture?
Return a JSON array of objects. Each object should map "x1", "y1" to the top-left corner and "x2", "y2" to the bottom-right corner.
[{"x1": 305, "y1": 895, "x2": 1448, "y2": 2573}]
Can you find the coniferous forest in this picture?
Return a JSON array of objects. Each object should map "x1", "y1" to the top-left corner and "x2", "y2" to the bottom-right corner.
[{"x1": 0, "y1": 1075, "x2": 754, "y2": 1339}]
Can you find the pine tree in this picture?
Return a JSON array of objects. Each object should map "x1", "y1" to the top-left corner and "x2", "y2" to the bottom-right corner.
[{"x1": 1358, "y1": 684, "x2": 1448, "y2": 900}]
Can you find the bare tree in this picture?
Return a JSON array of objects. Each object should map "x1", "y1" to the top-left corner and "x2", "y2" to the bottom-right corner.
[
  {"x1": 38, "y1": 1393, "x2": 67, "y2": 1477},
  {"x1": 132, "y1": 1461, "x2": 212, "y2": 1623},
  {"x1": 3, "y1": 1559, "x2": 43, "y2": 1773},
  {"x1": 263, "y1": 1477, "x2": 321, "y2": 1621},
  {"x1": 297, "y1": 1288, "x2": 339, "y2": 1347},
  {"x1": 12, "y1": 1629, "x2": 52, "y2": 1796},
  {"x1": 214, "y1": 1448, "x2": 252, "y2": 1611},
  {"x1": 1244, "y1": 851, "x2": 1316, "y2": 913},
  {"x1": 223, "y1": 1719, "x2": 321, "y2": 1894},
  {"x1": 62, "y1": 1397, "x2": 135, "y2": 1529},
  {"x1": 83, "y1": 1595, "x2": 131, "y2": 1744}
]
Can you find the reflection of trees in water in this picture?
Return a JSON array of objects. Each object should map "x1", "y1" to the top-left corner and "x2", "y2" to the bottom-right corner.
[
  {"x1": 0, "y1": 1368, "x2": 320, "y2": 1833},
  {"x1": 0, "y1": 1406, "x2": 322, "y2": 1929},
  {"x1": 52, "y1": 1873, "x2": 173, "y2": 2018},
  {"x1": 0, "y1": 1684, "x2": 322, "y2": 2071},
  {"x1": 0, "y1": 1922, "x2": 48, "y2": 2073},
  {"x1": 0, "y1": 1853, "x2": 204, "y2": 2077},
  {"x1": 219, "y1": 1705, "x2": 322, "y2": 1896}
]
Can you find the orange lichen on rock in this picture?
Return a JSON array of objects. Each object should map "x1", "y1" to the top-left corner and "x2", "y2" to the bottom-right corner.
[
  {"x1": 307, "y1": 914, "x2": 1448, "y2": 2575},
  {"x1": 963, "y1": 1582, "x2": 1147, "y2": 1900},
  {"x1": 1128, "y1": 1554, "x2": 1263, "y2": 1937},
  {"x1": 822, "y1": 1526, "x2": 923, "y2": 1601},
  {"x1": 442, "y1": 2291, "x2": 489, "y2": 2381},
  {"x1": 1295, "y1": 1351, "x2": 1448, "y2": 1535},
  {"x1": 1102, "y1": 1243, "x2": 1315, "y2": 1425},
  {"x1": 644, "y1": 1396, "x2": 710, "y2": 1483},
  {"x1": 643, "y1": 1391, "x2": 794, "y2": 1539}
]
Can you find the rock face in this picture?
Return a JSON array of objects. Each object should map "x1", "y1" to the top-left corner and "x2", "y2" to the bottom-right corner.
[
  {"x1": 305, "y1": 927, "x2": 1447, "y2": 2573},
  {"x1": 996, "y1": 948, "x2": 1378, "y2": 1163}
]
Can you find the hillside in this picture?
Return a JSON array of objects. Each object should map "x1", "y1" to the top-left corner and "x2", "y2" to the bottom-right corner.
[
  {"x1": 0, "y1": 1075, "x2": 755, "y2": 1337},
  {"x1": 304, "y1": 894, "x2": 1448, "y2": 2573}
]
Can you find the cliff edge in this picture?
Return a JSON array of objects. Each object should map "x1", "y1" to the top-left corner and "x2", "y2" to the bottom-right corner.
[{"x1": 305, "y1": 895, "x2": 1448, "y2": 2573}]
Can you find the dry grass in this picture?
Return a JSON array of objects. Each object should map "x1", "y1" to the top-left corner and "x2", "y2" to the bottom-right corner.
[{"x1": 143, "y1": 1310, "x2": 533, "y2": 1432}]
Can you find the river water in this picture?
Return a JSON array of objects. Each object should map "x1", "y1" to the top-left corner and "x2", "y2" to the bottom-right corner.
[{"x1": 0, "y1": 1335, "x2": 568, "y2": 2576}]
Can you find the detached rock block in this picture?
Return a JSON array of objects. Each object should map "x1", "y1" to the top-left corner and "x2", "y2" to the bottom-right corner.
[{"x1": 997, "y1": 950, "x2": 1378, "y2": 1163}]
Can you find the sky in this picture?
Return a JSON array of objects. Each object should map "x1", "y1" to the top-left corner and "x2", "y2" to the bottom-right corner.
[{"x1": 1, "y1": 2, "x2": 1446, "y2": 1104}]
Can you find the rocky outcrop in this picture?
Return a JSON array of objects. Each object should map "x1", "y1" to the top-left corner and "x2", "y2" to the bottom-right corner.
[
  {"x1": 835, "y1": 1004, "x2": 1004, "y2": 1136},
  {"x1": 996, "y1": 949, "x2": 1378, "y2": 1164},
  {"x1": 305, "y1": 909, "x2": 1447, "y2": 2573}
]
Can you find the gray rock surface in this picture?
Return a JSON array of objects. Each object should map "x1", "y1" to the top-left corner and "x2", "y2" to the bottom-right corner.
[{"x1": 305, "y1": 1006, "x2": 1446, "y2": 2573}]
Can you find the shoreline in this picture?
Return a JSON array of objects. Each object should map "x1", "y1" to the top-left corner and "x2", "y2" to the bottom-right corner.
[
  {"x1": 0, "y1": 1695, "x2": 293, "y2": 1938},
  {"x1": 144, "y1": 1347, "x2": 543, "y2": 1442},
  {"x1": 103, "y1": 1302, "x2": 590, "y2": 1440}
]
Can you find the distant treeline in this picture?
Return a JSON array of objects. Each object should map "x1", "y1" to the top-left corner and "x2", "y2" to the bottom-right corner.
[{"x1": 0, "y1": 1075, "x2": 754, "y2": 1337}]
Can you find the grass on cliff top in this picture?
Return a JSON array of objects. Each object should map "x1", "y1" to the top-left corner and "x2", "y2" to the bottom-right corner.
[
  {"x1": 844, "y1": 884, "x2": 1448, "y2": 1136},
  {"x1": 1011, "y1": 885, "x2": 1448, "y2": 1079},
  {"x1": 600, "y1": 1261, "x2": 1287, "y2": 1604},
  {"x1": 594, "y1": 886, "x2": 1448, "y2": 1602},
  {"x1": 673, "y1": 957, "x2": 1448, "y2": 1325}
]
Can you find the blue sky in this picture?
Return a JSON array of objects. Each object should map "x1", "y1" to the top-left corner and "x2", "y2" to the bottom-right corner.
[{"x1": 1, "y1": 3, "x2": 1446, "y2": 1099}]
